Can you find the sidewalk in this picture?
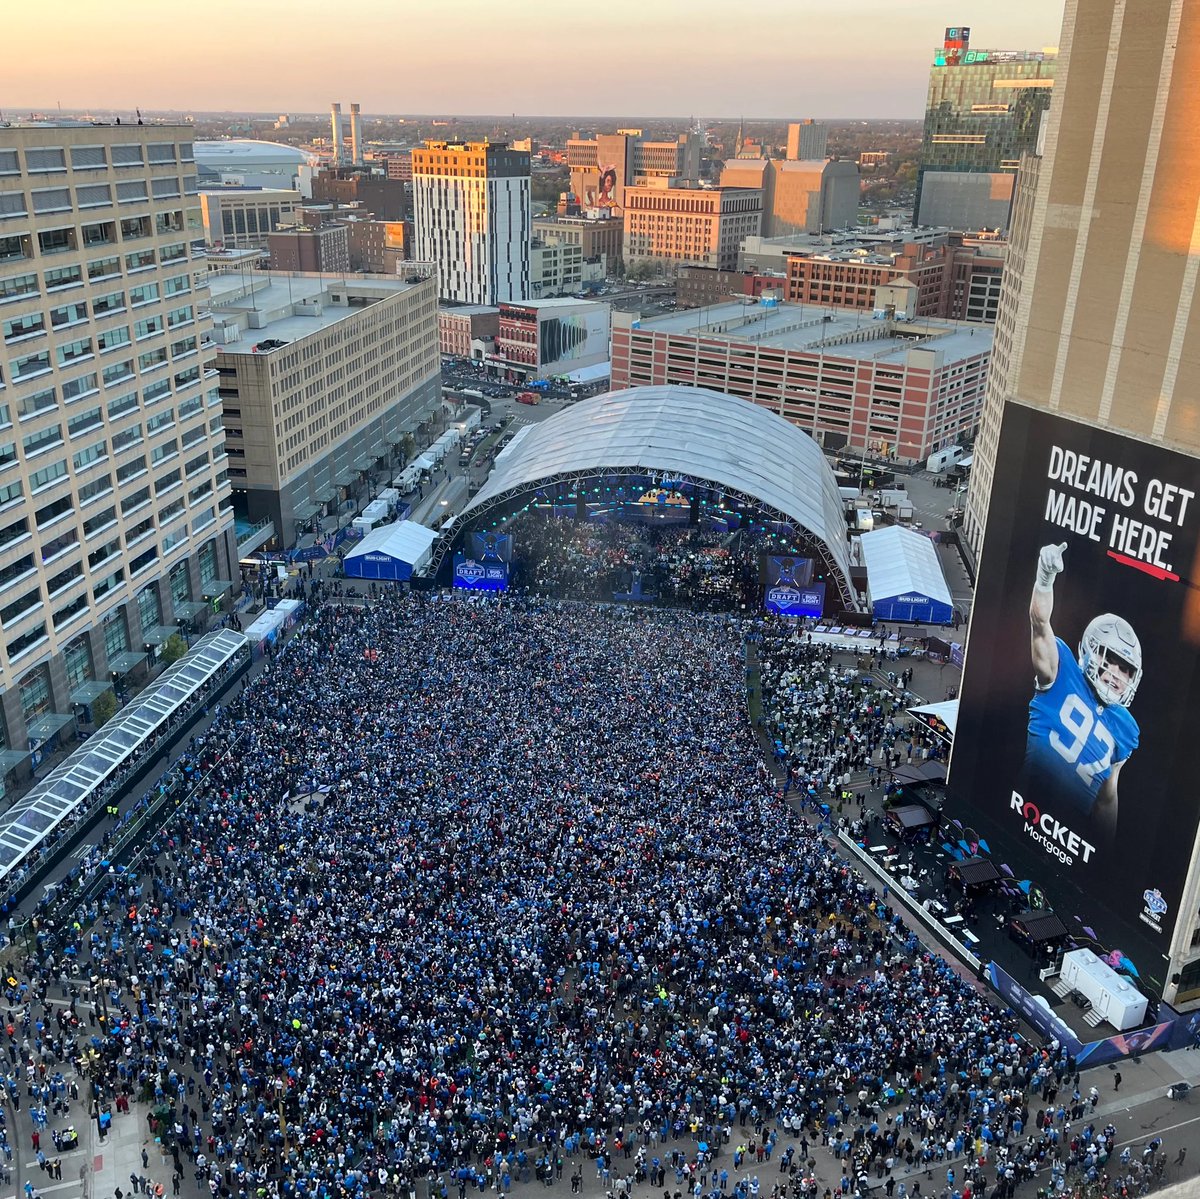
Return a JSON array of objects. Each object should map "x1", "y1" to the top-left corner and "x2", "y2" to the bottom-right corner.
[{"x1": 91, "y1": 1100, "x2": 176, "y2": 1199}]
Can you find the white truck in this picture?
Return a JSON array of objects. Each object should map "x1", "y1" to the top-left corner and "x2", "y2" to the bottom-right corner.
[
  {"x1": 454, "y1": 407, "x2": 482, "y2": 434},
  {"x1": 927, "y1": 446, "x2": 964, "y2": 474}
]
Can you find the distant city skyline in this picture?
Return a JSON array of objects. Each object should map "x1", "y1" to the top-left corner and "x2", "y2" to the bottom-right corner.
[{"x1": 6, "y1": 0, "x2": 1064, "y2": 121}]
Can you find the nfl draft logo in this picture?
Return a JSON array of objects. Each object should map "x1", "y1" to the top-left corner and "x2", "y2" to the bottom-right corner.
[{"x1": 1141, "y1": 887, "x2": 1168, "y2": 933}]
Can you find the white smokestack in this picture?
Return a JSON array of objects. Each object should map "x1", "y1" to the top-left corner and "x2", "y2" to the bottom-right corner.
[
  {"x1": 350, "y1": 103, "x2": 363, "y2": 166},
  {"x1": 330, "y1": 103, "x2": 344, "y2": 165}
]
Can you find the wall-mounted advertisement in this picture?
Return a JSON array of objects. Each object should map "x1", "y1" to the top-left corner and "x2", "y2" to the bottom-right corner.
[
  {"x1": 539, "y1": 305, "x2": 611, "y2": 368},
  {"x1": 950, "y1": 404, "x2": 1200, "y2": 995}
]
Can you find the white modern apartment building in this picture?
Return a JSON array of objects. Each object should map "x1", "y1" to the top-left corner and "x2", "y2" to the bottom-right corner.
[
  {"x1": 0, "y1": 122, "x2": 237, "y2": 785},
  {"x1": 410, "y1": 141, "x2": 530, "y2": 305}
]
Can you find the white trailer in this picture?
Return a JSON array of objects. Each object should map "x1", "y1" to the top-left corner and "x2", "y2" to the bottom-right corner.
[{"x1": 1059, "y1": 949, "x2": 1147, "y2": 1030}]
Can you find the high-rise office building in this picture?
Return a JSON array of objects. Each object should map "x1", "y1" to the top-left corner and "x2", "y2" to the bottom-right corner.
[
  {"x1": 916, "y1": 25, "x2": 1056, "y2": 226},
  {"x1": 209, "y1": 271, "x2": 439, "y2": 541},
  {"x1": 954, "y1": 0, "x2": 1200, "y2": 1013},
  {"x1": 964, "y1": 1, "x2": 1200, "y2": 554},
  {"x1": 622, "y1": 183, "x2": 762, "y2": 274},
  {"x1": 786, "y1": 120, "x2": 828, "y2": 162},
  {"x1": 411, "y1": 141, "x2": 530, "y2": 305},
  {"x1": 0, "y1": 123, "x2": 237, "y2": 779},
  {"x1": 565, "y1": 131, "x2": 701, "y2": 214}
]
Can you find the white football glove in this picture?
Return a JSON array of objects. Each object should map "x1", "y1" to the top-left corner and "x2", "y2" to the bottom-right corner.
[{"x1": 1036, "y1": 542, "x2": 1067, "y2": 591}]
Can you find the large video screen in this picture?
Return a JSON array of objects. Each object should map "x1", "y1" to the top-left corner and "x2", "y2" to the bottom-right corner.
[
  {"x1": 950, "y1": 405, "x2": 1200, "y2": 994},
  {"x1": 469, "y1": 532, "x2": 513, "y2": 563},
  {"x1": 452, "y1": 553, "x2": 509, "y2": 593},
  {"x1": 763, "y1": 556, "x2": 825, "y2": 617}
]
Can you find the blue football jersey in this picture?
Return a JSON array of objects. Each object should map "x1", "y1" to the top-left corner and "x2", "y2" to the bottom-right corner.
[{"x1": 1025, "y1": 637, "x2": 1139, "y2": 816}]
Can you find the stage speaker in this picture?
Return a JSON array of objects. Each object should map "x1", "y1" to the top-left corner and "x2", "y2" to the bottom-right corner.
[{"x1": 689, "y1": 494, "x2": 699, "y2": 525}]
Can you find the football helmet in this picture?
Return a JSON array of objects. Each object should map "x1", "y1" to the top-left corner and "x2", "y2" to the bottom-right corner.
[{"x1": 1078, "y1": 614, "x2": 1142, "y2": 707}]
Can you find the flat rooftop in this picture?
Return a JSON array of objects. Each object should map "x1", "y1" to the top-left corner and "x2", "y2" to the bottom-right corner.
[
  {"x1": 631, "y1": 300, "x2": 993, "y2": 364},
  {"x1": 2, "y1": 119, "x2": 191, "y2": 129},
  {"x1": 209, "y1": 272, "x2": 424, "y2": 353},
  {"x1": 504, "y1": 297, "x2": 604, "y2": 310},
  {"x1": 440, "y1": 305, "x2": 499, "y2": 317}
]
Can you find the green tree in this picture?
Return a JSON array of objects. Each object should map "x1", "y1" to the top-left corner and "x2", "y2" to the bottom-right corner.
[
  {"x1": 399, "y1": 432, "x2": 416, "y2": 466},
  {"x1": 626, "y1": 260, "x2": 656, "y2": 282},
  {"x1": 91, "y1": 688, "x2": 118, "y2": 729},
  {"x1": 160, "y1": 633, "x2": 189, "y2": 666}
]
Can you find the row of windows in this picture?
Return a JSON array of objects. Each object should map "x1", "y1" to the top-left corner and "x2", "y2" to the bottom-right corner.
[
  {"x1": 0, "y1": 143, "x2": 192, "y2": 178},
  {"x1": 0, "y1": 176, "x2": 198, "y2": 225}
]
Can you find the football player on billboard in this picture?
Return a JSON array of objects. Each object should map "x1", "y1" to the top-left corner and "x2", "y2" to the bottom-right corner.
[{"x1": 1027, "y1": 542, "x2": 1141, "y2": 836}]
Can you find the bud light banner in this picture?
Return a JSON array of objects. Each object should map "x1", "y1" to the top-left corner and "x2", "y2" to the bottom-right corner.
[
  {"x1": 763, "y1": 557, "x2": 824, "y2": 617},
  {"x1": 950, "y1": 404, "x2": 1200, "y2": 998},
  {"x1": 452, "y1": 553, "x2": 509, "y2": 593}
]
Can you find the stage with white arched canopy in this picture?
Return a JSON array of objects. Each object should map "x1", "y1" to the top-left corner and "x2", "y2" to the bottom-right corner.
[{"x1": 441, "y1": 385, "x2": 855, "y2": 609}]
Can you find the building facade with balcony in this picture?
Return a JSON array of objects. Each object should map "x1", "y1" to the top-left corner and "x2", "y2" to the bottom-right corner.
[{"x1": 0, "y1": 122, "x2": 237, "y2": 787}]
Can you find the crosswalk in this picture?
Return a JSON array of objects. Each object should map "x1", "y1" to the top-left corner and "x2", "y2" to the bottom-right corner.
[{"x1": 8, "y1": 1143, "x2": 93, "y2": 1199}]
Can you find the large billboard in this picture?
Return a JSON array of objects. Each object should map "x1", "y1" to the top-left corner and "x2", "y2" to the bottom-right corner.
[
  {"x1": 951, "y1": 405, "x2": 1200, "y2": 994},
  {"x1": 538, "y1": 304, "x2": 610, "y2": 370}
]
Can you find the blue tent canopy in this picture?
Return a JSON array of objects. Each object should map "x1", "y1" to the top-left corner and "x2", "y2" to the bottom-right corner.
[
  {"x1": 343, "y1": 521, "x2": 439, "y2": 582},
  {"x1": 859, "y1": 526, "x2": 954, "y2": 624}
]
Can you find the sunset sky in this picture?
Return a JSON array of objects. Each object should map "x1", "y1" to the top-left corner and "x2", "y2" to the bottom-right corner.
[{"x1": 6, "y1": 0, "x2": 1065, "y2": 119}]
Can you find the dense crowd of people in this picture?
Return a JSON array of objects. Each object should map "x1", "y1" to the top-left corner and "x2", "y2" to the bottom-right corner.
[
  {"x1": 502, "y1": 513, "x2": 768, "y2": 611},
  {"x1": 754, "y1": 627, "x2": 943, "y2": 806},
  {"x1": 0, "y1": 594, "x2": 1188, "y2": 1199}
]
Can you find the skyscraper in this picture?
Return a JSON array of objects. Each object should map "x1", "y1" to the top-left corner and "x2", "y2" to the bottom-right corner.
[
  {"x1": 965, "y1": 0, "x2": 1200, "y2": 555},
  {"x1": 411, "y1": 141, "x2": 530, "y2": 305},
  {"x1": 954, "y1": 0, "x2": 1200, "y2": 1012},
  {"x1": 0, "y1": 123, "x2": 237, "y2": 773},
  {"x1": 916, "y1": 25, "x2": 1057, "y2": 227},
  {"x1": 785, "y1": 120, "x2": 828, "y2": 162}
]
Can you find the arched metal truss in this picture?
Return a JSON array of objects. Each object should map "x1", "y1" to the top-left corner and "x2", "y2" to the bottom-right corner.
[{"x1": 430, "y1": 466, "x2": 857, "y2": 611}]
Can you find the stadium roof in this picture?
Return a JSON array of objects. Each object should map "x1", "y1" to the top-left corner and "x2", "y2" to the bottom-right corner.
[
  {"x1": 194, "y1": 139, "x2": 311, "y2": 165},
  {"x1": 459, "y1": 385, "x2": 852, "y2": 599}
]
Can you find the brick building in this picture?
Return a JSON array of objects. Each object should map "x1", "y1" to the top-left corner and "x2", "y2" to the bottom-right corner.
[
  {"x1": 310, "y1": 166, "x2": 408, "y2": 221},
  {"x1": 267, "y1": 222, "x2": 349, "y2": 273},
  {"x1": 622, "y1": 184, "x2": 761, "y2": 274},
  {"x1": 438, "y1": 306, "x2": 500, "y2": 358},
  {"x1": 784, "y1": 236, "x2": 1006, "y2": 322},
  {"x1": 676, "y1": 267, "x2": 787, "y2": 309},
  {"x1": 336, "y1": 217, "x2": 411, "y2": 274},
  {"x1": 610, "y1": 300, "x2": 991, "y2": 462}
]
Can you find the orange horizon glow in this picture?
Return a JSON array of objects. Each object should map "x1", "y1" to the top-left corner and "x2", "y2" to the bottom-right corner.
[{"x1": 5, "y1": 0, "x2": 1063, "y2": 120}]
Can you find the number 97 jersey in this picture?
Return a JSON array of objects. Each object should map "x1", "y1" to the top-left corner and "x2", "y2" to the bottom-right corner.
[{"x1": 1025, "y1": 636, "x2": 1140, "y2": 817}]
